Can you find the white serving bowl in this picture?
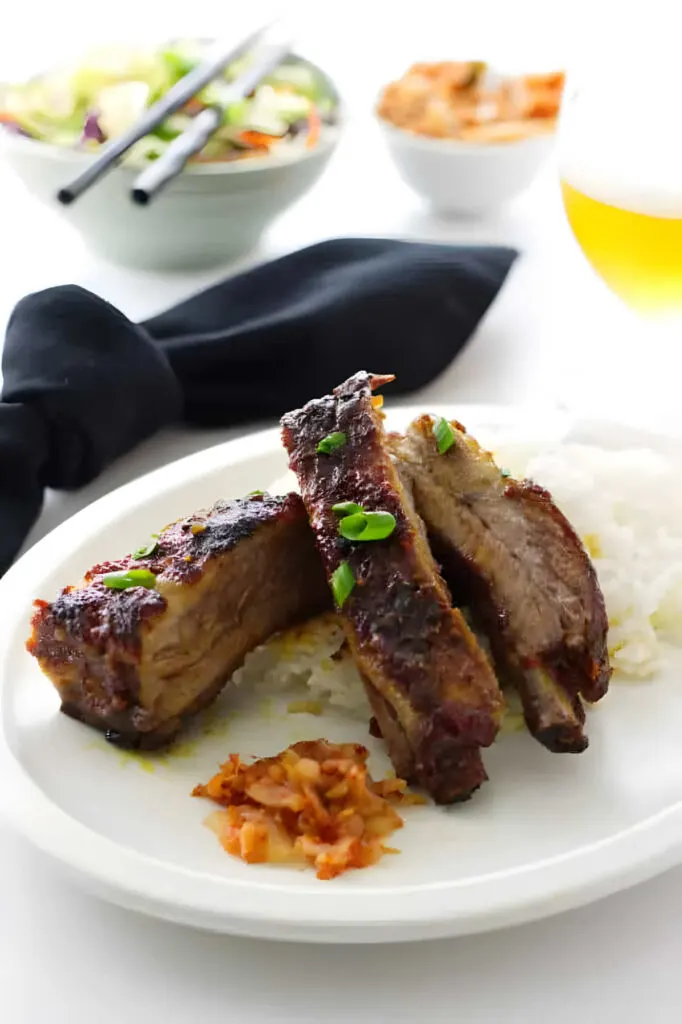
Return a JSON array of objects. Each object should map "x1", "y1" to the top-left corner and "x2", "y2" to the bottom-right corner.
[
  {"x1": 0, "y1": 61, "x2": 341, "y2": 271},
  {"x1": 377, "y1": 117, "x2": 554, "y2": 215}
]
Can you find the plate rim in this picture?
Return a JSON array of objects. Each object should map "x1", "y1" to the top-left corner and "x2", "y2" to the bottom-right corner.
[{"x1": 3, "y1": 402, "x2": 682, "y2": 942}]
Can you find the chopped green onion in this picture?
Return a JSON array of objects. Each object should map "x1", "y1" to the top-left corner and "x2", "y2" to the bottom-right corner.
[
  {"x1": 338, "y1": 511, "x2": 396, "y2": 542},
  {"x1": 132, "y1": 535, "x2": 159, "y2": 559},
  {"x1": 500, "y1": 468, "x2": 511, "y2": 479},
  {"x1": 316, "y1": 431, "x2": 347, "y2": 455},
  {"x1": 433, "y1": 417, "x2": 456, "y2": 455},
  {"x1": 102, "y1": 569, "x2": 157, "y2": 591},
  {"x1": 248, "y1": 490, "x2": 265, "y2": 496},
  {"x1": 332, "y1": 501, "x2": 364, "y2": 517},
  {"x1": 337, "y1": 513, "x2": 367, "y2": 540},
  {"x1": 360, "y1": 511, "x2": 396, "y2": 541},
  {"x1": 331, "y1": 561, "x2": 355, "y2": 607}
]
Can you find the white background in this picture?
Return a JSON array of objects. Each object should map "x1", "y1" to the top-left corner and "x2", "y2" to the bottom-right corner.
[{"x1": 2, "y1": 2, "x2": 682, "y2": 1021}]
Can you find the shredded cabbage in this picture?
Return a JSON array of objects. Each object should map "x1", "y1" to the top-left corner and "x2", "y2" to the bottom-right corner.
[{"x1": 0, "y1": 41, "x2": 338, "y2": 165}]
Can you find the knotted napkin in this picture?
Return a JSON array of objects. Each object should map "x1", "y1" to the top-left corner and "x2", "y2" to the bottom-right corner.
[{"x1": 0, "y1": 237, "x2": 517, "y2": 574}]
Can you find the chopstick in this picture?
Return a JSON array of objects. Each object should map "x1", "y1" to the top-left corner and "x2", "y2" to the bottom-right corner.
[
  {"x1": 56, "y1": 23, "x2": 273, "y2": 206},
  {"x1": 130, "y1": 38, "x2": 292, "y2": 206}
]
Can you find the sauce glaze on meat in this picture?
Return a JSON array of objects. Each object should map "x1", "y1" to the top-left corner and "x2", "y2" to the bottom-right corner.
[
  {"x1": 28, "y1": 494, "x2": 330, "y2": 749},
  {"x1": 282, "y1": 372, "x2": 504, "y2": 803}
]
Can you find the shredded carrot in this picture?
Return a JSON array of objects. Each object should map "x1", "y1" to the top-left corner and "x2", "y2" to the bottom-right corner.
[
  {"x1": 239, "y1": 129, "x2": 279, "y2": 149},
  {"x1": 180, "y1": 98, "x2": 204, "y2": 117},
  {"x1": 305, "y1": 104, "x2": 322, "y2": 150}
]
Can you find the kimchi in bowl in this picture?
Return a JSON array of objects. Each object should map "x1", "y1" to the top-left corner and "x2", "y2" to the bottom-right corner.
[{"x1": 376, "y1": 62, "x2": 564, "y2": 214}]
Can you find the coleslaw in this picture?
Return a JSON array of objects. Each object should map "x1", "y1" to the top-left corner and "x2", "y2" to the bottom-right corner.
[{"x1": 0, "y1": 40, "x2": 338, "y2": 165}]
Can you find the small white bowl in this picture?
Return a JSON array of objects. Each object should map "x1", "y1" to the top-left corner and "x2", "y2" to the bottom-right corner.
[
  {"x1": 0, "y1": 59, "x2": 341, "y2": 271},
  {"x1": 377, "y1": 117, "x2": 554, "y2": 215}
]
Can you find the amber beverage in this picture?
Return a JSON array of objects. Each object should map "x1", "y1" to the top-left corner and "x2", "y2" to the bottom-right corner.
[
  {"x1": 561, "y1": 180, "x2": 682, "y2": 313},
  {"x1": 558, "y1": 72, "x2": 682, "y2": 315}
]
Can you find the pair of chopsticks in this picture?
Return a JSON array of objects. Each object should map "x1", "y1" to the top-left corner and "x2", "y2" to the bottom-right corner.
[{"x1": 57, "y1": 24, "x2": 291, "y2": 207}]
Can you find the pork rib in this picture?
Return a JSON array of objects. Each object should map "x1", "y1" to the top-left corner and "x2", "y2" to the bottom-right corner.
[
  {"x1": 392, "y1": 415, "x2": 611, "y2": 752},
  {"x1": 27, "y1": 493, "x2": 330, "y2": 749},
  {"x1": 281, "y1": 372, "x2": 504, "y2": 804}
]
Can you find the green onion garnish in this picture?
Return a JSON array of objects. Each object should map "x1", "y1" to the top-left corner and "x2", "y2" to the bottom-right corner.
[
  {"x1": 102, "y1": 569, "x2": 157, "y2": 591},
  {"x1": 332, "y1": 501, "x2": 364, "y2": 517},
  {"x1": 132, "y1": 535, "x2": 159, "y2": 559},
  {"x1": 338, "y1": 511, "x2": 396, "y2": 542},
  {"x1": 248, "y1": 490, "x2": 264, "y2": 496},
  {"x1": 331, "y1": 561, "x2": 355, "y2": 607},
  {"x1": 337, "y1": 513, "x2": 366, "y2": 539},
  {"x1": 500, "y1": 468, "x2": 511, "y2": 479},
  {"x1": 316, "y1": 431, "x2": 347, "y2": 455},
  {"x1": 433, "y1": 417, "x2": 456, "y2": 455}
]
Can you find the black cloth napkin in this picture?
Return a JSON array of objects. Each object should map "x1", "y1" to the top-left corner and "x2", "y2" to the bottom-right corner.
[{"x1": 0, "y1": 237, "x2": 517, "y2": 575}]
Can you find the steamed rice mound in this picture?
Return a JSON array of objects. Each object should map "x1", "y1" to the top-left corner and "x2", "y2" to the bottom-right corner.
[
  {"x1": 524, "y1": 444, "x2": 682, "y2": 678},
  {"x1": 232, "y1": 613, "x2": 370, "y2": 715}
]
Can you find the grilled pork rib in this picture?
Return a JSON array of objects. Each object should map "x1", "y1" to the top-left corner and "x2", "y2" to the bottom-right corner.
[
  {"x1": 392, "y1": 416, "x2": 611, "y2": 752},
  {"x1": 281, "y1": 372, "x2": 504, "y2": 803},
  {"x1": 28, "y1": 494, "x2": 330, "y2": 749}
]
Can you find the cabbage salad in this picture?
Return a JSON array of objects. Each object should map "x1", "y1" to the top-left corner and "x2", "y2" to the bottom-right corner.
[{"x1": 0, "y1": 41, "x2": 338, "y2": 165}]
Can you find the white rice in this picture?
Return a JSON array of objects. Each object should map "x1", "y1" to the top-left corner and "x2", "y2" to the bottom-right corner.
[
  {"x1": 523, "y1": 443, "x2": 682, "y2": 678},
  {"x1": 232, "y1": 613, "x2": 371, "y2": 717},
  {"x1": 247, "y1": 443, "x2": 682, "y2": 715}
]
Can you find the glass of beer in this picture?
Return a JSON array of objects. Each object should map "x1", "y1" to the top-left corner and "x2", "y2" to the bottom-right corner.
[{"x1": 558, "y1": 68, "x2": 682, "y2": 315}]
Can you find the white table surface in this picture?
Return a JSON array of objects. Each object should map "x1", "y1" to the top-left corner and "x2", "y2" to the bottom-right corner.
[{"x1": 2, "y1": 4, "x2": 682, "y2": 1022}]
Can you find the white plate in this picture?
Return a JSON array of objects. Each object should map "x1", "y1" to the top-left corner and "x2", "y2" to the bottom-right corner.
[{"x1": 3, "y1": 404, "x2": 682, "y2": 944}]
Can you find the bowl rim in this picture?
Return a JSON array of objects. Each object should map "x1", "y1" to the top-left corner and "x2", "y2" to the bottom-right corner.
[{"x1": 0, "y1": 50, "x2": 344, "y2": 178}]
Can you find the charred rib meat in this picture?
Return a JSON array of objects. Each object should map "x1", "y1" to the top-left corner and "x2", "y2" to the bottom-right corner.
[
  {"x1": 27, "y1": 494, "x2": 330, "y2": 749},
  {"x1": 392, "y1": 416, "x2": 611, "y2": 752},
  {"x1": 281, "y1": 372, "x2": 504, "y2": 804}
]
